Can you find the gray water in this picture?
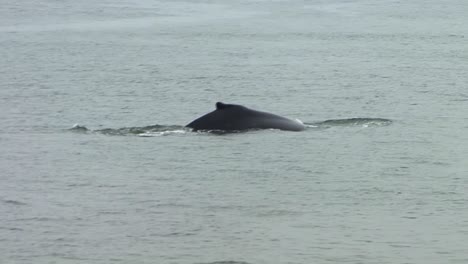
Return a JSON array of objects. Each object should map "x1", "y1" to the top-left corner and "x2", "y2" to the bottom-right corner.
[{"x1": 1, "y1": 0, "x2": 468, "y2": 263}]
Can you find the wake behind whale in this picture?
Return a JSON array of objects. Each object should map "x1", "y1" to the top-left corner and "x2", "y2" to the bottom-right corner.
[
  {"x1": 68, "y1": 102, "x2": 392, "y2": 136},
  {"x1": 69, "y1": 124, "x2": 188, "y2": 136}
]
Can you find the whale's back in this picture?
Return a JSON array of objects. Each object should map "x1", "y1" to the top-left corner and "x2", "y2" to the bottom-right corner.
[{"x1": 186, "y1": 102, "x2": 305, "y2": 132}]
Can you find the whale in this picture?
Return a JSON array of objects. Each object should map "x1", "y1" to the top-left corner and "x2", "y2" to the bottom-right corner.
[{"x1": 186, "y1": 102, "x2": 305, "y2": 132}]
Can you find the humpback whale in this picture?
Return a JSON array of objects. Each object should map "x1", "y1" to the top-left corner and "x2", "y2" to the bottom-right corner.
[{"x1": 186, "y1": 102, "x2": 305, "y2": 132}]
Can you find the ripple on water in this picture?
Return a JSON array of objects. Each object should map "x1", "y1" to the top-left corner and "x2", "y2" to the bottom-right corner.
[
  {"x1": 2, "y1": 199, "x2": 28, "y2": 206},
  {"x1": 196, "y1": 262, "x2": 251, "y2": 264},
  {"x1": 312, "y1": 117, "x2": 393, "y2": 127},
  {"x1": 253, "y1": 209, "x2": 304, "y2": 217}
]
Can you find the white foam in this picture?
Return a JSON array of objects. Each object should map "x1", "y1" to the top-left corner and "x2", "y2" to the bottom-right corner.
[{"x1": 137, "y1": 130, "x2": 187, "y2": 137}]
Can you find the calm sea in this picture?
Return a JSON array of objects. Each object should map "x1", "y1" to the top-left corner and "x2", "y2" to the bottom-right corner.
[{"x1": 1, "y1": 0, "x2": 467, "y2": 263}]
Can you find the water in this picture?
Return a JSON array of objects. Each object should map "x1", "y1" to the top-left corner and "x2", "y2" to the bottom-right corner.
[{"x1": 1, "y1": 0, "x2": 467, "y2": 263}]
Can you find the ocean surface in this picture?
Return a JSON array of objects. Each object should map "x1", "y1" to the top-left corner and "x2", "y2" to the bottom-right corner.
[{"x1": 1, "y1": 0, "x2": 467, "y2": 263}]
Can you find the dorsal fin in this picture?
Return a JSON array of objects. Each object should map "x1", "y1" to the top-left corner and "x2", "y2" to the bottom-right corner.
[{"x1": 216, "y1": 102, "x2": 234, "y2": 110}]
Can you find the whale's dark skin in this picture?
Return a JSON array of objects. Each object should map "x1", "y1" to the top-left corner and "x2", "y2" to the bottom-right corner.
[{"x1": 186, "y1": 102, "x2": 305, "y2": 132}]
